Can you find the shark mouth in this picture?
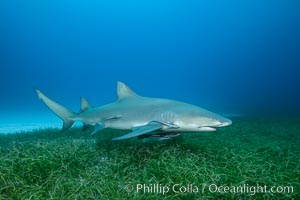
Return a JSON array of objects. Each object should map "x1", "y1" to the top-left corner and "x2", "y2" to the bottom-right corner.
[
  {"x1": 198, "y1": 121, "x2": 232, "y2": 131},
  {"x1": 198, "y1": 127, "x2": 216, "y2": 131}
]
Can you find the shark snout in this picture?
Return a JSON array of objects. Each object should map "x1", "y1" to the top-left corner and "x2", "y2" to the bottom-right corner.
[
  {"x1": 197, "y1": 117, "x2": 232, "y2": 129},
  {"x1": 217, "y1": 118, "x2": 232, "y2": 127}
]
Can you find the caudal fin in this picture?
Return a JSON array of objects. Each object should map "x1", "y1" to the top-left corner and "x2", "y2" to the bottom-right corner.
[{"x1": 35, "y1": 89, "x2": 75, "y2": 132}]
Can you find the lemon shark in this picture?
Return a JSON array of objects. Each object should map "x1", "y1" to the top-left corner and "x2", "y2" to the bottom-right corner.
[{"x1": 35, "y1": 82, "x2": 232, "y2": 140}]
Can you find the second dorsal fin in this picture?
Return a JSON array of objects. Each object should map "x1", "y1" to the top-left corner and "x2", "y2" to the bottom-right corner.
[{"x1": 80, "y1": 97, "x2": 91, "y2": 112}]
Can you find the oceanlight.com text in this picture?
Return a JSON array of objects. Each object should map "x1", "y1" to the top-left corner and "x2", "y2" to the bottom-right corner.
[
  {"x1": 206, "y1": 184, "x2": 294, "y2": 195},
  {"x1": 124, "y1": 183, "x2": 294, "y2": 196}
]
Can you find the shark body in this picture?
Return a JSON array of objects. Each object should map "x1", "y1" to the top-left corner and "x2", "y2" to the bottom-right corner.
[{"x1": 35, "y1": 82, "x2": 232, "y2": 140}]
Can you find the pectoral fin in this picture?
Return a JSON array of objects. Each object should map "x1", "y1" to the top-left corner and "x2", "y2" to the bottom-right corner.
[{"x1": 112, "y1": 122, "x2": 162, "y2": 140}]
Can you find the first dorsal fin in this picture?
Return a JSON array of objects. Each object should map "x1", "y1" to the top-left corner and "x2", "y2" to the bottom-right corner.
[
  {"x1": 117, "y1": 81, "x2": 138, "y2": 99},
  {"x1": 80, "y1": 97, "x2": 91, "y2": 112}
]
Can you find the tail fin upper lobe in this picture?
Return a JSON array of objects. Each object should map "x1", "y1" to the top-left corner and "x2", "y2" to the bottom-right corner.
[{"x1": 35, "y1": 89, "x2": 75, "y2": 132}]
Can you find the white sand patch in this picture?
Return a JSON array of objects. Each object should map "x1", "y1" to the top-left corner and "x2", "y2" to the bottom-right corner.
[{"x1": 0, "y1": 112, "x2": 81, "y2": 134}]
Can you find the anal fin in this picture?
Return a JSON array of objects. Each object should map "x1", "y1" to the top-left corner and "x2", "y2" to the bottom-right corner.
[{"x1": 90, "y1": 123, "x2": 104, "y2": 135}]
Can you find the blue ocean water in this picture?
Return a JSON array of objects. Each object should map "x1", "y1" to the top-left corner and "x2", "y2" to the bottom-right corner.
[{"x1": 0, "y1": 0, "x2": 299, "y2": 133}]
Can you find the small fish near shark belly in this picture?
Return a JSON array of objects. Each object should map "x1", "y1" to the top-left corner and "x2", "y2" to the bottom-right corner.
[{"x1": 138, "y1": 132, "x2": 181, "y2": 140}]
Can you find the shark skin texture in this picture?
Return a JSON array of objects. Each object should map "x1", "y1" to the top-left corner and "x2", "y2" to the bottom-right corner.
[{"x1": 35, "y1": 82, "x2": 232, "y2": 140}]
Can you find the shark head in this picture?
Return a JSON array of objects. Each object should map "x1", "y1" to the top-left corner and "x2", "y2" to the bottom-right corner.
[
  {"x1": 195, "y1": 114, "x2": 232, "y2": 129},
  {"x1": 172, "y1": 105, "x2": 232, "y2": 132}
]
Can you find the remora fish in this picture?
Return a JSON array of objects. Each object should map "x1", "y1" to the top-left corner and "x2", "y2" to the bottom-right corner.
[{"x1": 35, "y1": 82, "x2": 232, "y2": 140}]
